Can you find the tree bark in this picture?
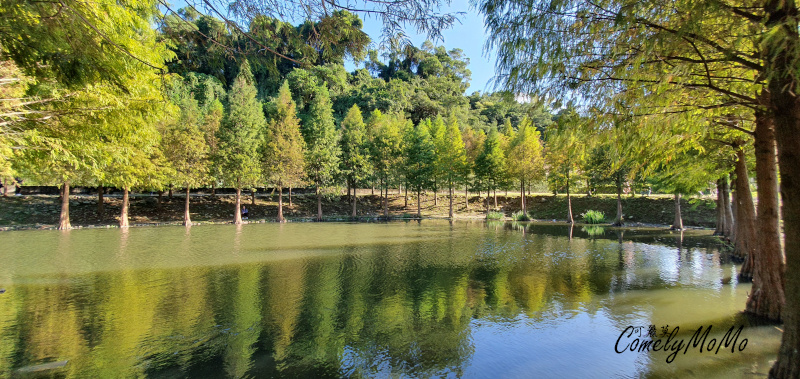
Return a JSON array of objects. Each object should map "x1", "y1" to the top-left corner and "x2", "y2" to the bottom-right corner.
[
  {"x1": 289, "y1": 187, "x2": 292, "y2": 207},
  {"x1": 493, "y1": 188, "x2": 497, "y2": 208},
  {"x1": 434, "y1": 189, "x2": 438, "y2": 206},
  {"x1": 733, "y1": 148, "x2": 757, "y2": 282},
  {"x1": 747, "y1": 109, "x2": 785, "y2": 321},
  {"x1": 168, "y1": 184, "x2": 173, "y2": 199},
  {"x1": 234, "y1": 185, "x2": 242, "y2": 225},
  {"x1": 120, "y1": 186, "x2": 130, "y2": 228},
  {"x1": 211, "y1": 182, "x2": 216, "y2": 197},
  {"x1": 405, "y1": 185, "x2": 408, "y2": 208},
  {"x1": 449, "y1": 186, "x2": 454, "y2": 219},
  {"x1": 566, "y1": 177, "x2": 574, "y2": 224},
  {"x1": 521, "y1": 178, "x2": 526, "y2": 214},
  {"x1": 352, "y1": 184, "x2": 357, "y2": 218},
  {"x1": 613, "y1": 173, "x2": 624, "y2": 226},
  {"x1": 251, "y1": 189, "x2": 256, "y2": 205},
  {"x1": 766, "y1": 1, "x2": 800, "y2": 373},
  {"x1": 714, "y1": 178, "x2": 726, "y2": 236},
  {"x1": 417, "y1": 189, "x2": 422, "y2": 218},
  {"x1": 316, "y1": 184, "x2": 322, "y2": 221},
  {"x1": 97, "y1": 185, "x2": 104, "y2": 216},
  {"x1": 671, "y1": 193, "x2": 683, "y2": 230},
  {"x1": 58, "y1": 181, "x2": 71, "y2": 230},
  {"x1": 277, "y1": 183, "x2": 285, "y2": 222},
  {"x1": 722, "y1": 175, "x2": 734, "y2": 239},
  {"x1": 184, "y1": 186, "x2": 191, "y2": 226},
  {"x1": 383, "y1": 182, "x2": 389, "y2": 218}
]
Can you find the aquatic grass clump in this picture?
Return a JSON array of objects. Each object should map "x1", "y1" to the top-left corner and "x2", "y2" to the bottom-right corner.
[
  {"x1": 486, "y1": 211, "x2": 504, "y2": 220},
  {"x1": 582, "y1": 210, "x2": 605, "y2": 224},
  {"x1": 511, "y1": 211, "x2": 531, "y2": 221},
  {"x1": 582, "y1": 225, "x2": 606, "y2": 236}
]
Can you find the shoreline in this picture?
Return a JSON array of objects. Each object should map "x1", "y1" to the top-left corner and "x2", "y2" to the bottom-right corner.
[{"x1": 0, "y1": 192, "x2": 718, "y2": 232}]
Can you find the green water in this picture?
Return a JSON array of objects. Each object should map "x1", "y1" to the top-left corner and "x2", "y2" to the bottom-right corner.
[{"x1": 0, "y1": 221, "x2": 781, "y2": 378}]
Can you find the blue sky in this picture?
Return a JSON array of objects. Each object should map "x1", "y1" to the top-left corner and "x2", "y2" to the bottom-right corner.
[{"x1": 346, "y1": 0, "x2": 497, "y2": 94}]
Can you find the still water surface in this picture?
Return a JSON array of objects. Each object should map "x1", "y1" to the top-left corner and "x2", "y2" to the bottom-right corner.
[{"x1": 0, "y1": 221, "x2": 782, "y2": 378}]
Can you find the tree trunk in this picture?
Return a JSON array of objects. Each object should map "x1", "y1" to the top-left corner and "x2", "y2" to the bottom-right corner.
[
  {"x1": 347, "y1": 179, "x2": 351, "y2": 203},
  {"x1": 465, "y1": 185, "x2": 469, "y2": 210},
  {"x1": 97, "y1": 185, "x2": 104, "y2": 216},
  {"x1": 714, "y1": 178, "x2": 725, "y2": 235},
  {"x1": 733, "y1": 148, "x2": 757, "y2": 281},
  {"x1": 746, "y1": 109, "x2": 785, "y2": 321},
  {"x1": 493, "y1": 188, "x2": 497, "y2": 208},
  {"x1": 58, "y1": 181, "x2": 71, "y2": 230},
  {"x1": 184, "y1": 186, "x2": 191, "y2": 226},
  {"x1": 722, "y1": 175, "x2": 734, "y2": 239},
  {"x1": 289, "y1": 187, "x2": 292, "y2": 207},
  {"x1": 613, "y1": 173, "x2": 624, "y2": 226},
  {"x1": 211, "y1": 182, "x2": 216, "y2": 197},
  {"x1": 316, "y1": 184, "x2": 322, "y2": 221},
  {"x1": 449, "y1": 186, "x2": 454, "y2": 219},
  {"x1": 671, "y1": 193, "x2": 683, "y2": 230},
  {"x1": 417, "y1": 189, "x2": 422, "y2": 218},
  {"x1": 383, "y1": 181, "x2": 389, "y2": 218},
  {"x1": 251, "y1": 189, "x2": 256, "y2": 205},
  {"x1": 234, "y1": 185, "x2": 242, "y2": 225},
  {"x1": 1, "y1": 178, "x2": 7, "y2": 197},
  {"x1": 566, "y1": 180, "x2": 574, "y2": 224},
  {"x1": 120, "y1": 186, "x2": 130, "y2": 228},
  {"x1": 405, "y1": 185, "x2": 408, "y2": 208},
  {"x1": 486, "y1": 193, "x2": 490, "y2": 216},
  {"x1": 277, "y1": 183, "x2": 285, "y2": 222},
  {"x1": 521, "y1": 178, "x2": 526, "y2": 213},
  {"x1": 168, "y1": 184, "x2": 173, "y2": 199},
  {"x1": 434, "y1": 189, "x2": 438, "y2": 206},
  {"x1": 766, "y1": 2, "x2": 800, "y2": 372},
  {"x1": 352, "y1": 184, "x2": 357, "y2": 218},
  {"x1": 371, "y1": 183, "x2": 374, "y2": 196}
]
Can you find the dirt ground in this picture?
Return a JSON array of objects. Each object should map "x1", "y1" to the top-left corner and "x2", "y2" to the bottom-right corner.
[{"x1": 0, "y1": 189, "x2": 716, "y2": 230}]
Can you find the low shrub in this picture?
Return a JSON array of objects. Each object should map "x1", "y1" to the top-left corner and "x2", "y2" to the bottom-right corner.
[
  {"x1": 486, "y1": 211, "x2": 504, "y2": 220},
  {"x1": 512, "y1": 211, "x2": 531, "y2": 221},
  {"x1": 582, "y1": 210, "x2": 605, "y2": 224}
]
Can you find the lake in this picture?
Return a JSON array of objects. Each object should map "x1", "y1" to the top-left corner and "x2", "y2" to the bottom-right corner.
[{"x1": 0, "y1": 221, "x2": 782, "y2": 378}]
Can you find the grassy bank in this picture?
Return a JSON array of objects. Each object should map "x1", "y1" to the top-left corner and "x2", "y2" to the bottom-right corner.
[{"x1": 0, "y1": 191, "x2": 716, "y2": 230}]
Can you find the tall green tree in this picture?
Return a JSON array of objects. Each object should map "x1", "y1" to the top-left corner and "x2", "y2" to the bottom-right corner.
[
  {"x1": 368, "y1": 110, "x2": 403, "y2": 217},
  {"x1": 475, "y1": 129, "x2": 507, "y2": 213},
  {"x1": 218, "y1": 61, "x2": 264, "y2": 224},
  {"x1": 507, "y1": 117, "x2": 544, "y2": 214},
  {"x1": 439, "y1": 118, "x2": 467, "y2": 218},
  {"x1": 404, "y1": 122, "x2": 436, "y2": 218},
  {"x1": 340, "y1": 104, "x2": 371, "y2": 217},
  {"x1": 263, "y1": 81, "x2": 305, "y2": 222},
  {"x1": 302, "y1": 85, "x2": 340, "y2": 220}
]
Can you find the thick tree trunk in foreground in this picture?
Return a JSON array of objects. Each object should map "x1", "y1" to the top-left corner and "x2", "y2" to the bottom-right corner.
[
  {"x1": 733, "y1": 148, "x2": 757, "y2": 281},
  {"x1": 120, "y1": 186, "x2": 130, "y2": 228},
  {"x1": 316, "y1": 185, "x2": 322, "y2": 221},
  {"x1": 234, "y1": 186, "x2": 242, "y2": 225},
  {"x1": 613, "y1": 174, "x2": 624, "y2": 226},
  {"x1": 747, "y1": 110, "x2": 785, "y2": 321},
  {"x1": 449, "y1": 186, "x2": 454, "y2": 219},
  {"x1": 671, "y1": 193, "x2": 683, "y2": 230},
  {"x1": 97, "y1": 185, "x2": 104, "y2": 216},
  {"x1": 58, "y1": 181, "x2": 71, "y2": 230},
  {"x1": 184, "y1": 186, "x2": 191, "y2": 226},
  {"x1": 277, "y1": 184, "x2": 285, "y2": 222},
  {"x1": 766, "y1": 3, "x2": 800, "y2": 371}
]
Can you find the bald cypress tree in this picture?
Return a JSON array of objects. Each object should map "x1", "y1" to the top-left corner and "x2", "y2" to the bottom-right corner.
[
  {"x1": 302, "y1": 85, "x2": 340, "y2": 221},
  {"x1": 218, "y1": 61, "x2": 264, "y2": 224}
]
